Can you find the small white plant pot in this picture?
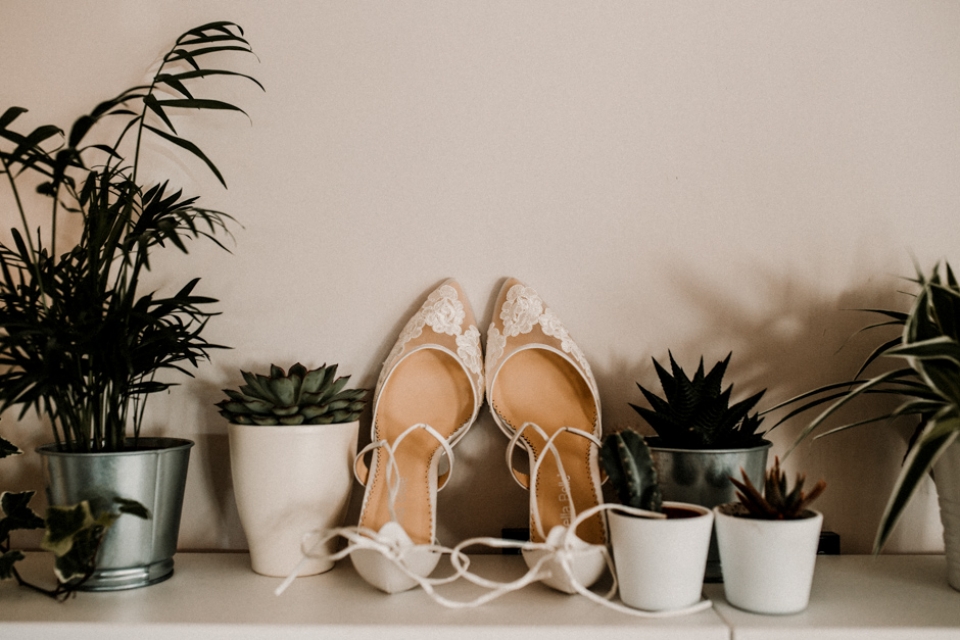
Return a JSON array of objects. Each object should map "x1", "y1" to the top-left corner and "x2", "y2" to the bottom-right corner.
[
  {"x1": 228, "y1": 421, "x2": 358, "y2": 577},
  {"x1": 714, "y1": 505, "x2": 823, "y2": 614},
  {"x1": 608, "y1": 501, "x2": 714, "y2": 611}
]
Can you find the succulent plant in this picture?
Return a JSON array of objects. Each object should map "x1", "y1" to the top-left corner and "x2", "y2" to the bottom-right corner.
[
  {"x1": 729, "y1": 457, "x2": 826, "y2": 520},
  {"x1": 630, "y1": 352, "x2": 767, "y2": 449},
  {"x1": 217, "y1": 363, "x2": 367, "y2": 426},
  {"x1": 600, "y1": 428, "x2": 663, "y2": 513}
]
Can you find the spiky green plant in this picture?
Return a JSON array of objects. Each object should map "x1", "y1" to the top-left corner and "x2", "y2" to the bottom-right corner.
[
  {"x1": 600, "y1": 428, "x2": 662, "y2": 512},
  {"x1": 766, "y1": 261, "x2": 960, "y2": 551},
  {"x1": 729, "y1": 457, "x2": 826, "y2": 520},
  {"x1": 630, "y1": 352, "x2": 767, "y2": 449},
  {"x1": 0, "y1": 22, "x2": 262, "y2": 453},
  {"x1": 217, "y1": 363, "x2": 368, "y2": 426}
]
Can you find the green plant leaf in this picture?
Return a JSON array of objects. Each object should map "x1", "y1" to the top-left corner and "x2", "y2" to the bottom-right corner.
[
  {"x1": 874, "y1": 413, "x2": 960, "y2": 552},
  {"x1": 40, "y1": 503, "x2": 95, "y2": 557},
  {"x1": 0, "y1": 491, "x2": 45, "y2": 540},
  {"x1": 143, "y1": 124, "x2": 226, "y2": 186},
  {"x1": 0, "y1": 550, "x2": 25, "y2": 580},
  {"x1": 113, "y1": 497, "x2": 150, "y2": 520},
  {"x1": 0, "y1": 436, "x2": 21, "y2": 459},
  {"x1": 0, "y1": 106, "x2": 28, "y2": 129}
]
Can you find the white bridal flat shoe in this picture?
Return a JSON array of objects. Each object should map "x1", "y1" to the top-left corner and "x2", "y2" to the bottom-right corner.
[
  {"x1": 350, "y1": 279, "x2": 484, "y2": 593},
  {"x1": 485, "y1": 278, "x2": 607, "y2": 593}
]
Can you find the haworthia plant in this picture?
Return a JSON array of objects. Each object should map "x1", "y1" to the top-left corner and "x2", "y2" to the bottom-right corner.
[{"x1": 631, "y1": 352, "x2": 767, "y2": 449}]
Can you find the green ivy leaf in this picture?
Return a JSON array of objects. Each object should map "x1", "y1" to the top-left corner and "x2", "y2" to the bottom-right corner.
[
  {"x1": 0, "y1": 491, "x2": 45, "y2": 540},
  {"x1": 0, "y1": 550, "x2": 25, "y2": 580},
  {"x1": 0, "y1": 435, "x2": 21, "y2": 459},
  {"x1": 52, "y1": 525, "x2": 103, "y2": 584},
  {"x1": 113, "y1": 497, "x2": 150, "y2": 520},
  {"x1": 40, "y1": 503, "x2": 95, "y2": 557}
]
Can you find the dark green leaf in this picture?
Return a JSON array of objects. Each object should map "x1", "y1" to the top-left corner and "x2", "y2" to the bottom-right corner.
[
  {"x1": 0, "y1": 436, "x2": 21, "y2": 459},
  {"x1": 0, "y1": 491, "x2": 45, "y2": 539},
  {"x1": 143, "y1": 124, "x2": 225, "y2": 186},
  {"x1": 113, "y1": 497, "x2": 150, "y2": 520},
  {"x1": 874, "y1": 415, "x2": 959, "y2": 552},
  {"x1": 41, "y1": 503, "x2": 93, "y2": 556},
  {"x1": 0, "y1": 106, "x2": 28, "y2": 130},
  {"x1": 152, "y1": 98, "x2": 248, "y2": 117},
  {"x1": 0, "y1": 550, "x2": 25, "y2": 580}
]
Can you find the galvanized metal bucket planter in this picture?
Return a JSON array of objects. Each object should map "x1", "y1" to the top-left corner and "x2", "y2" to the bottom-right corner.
[
  {"x1": 648, "y1": 439, "x2": 771, "y2": 581},
  {"x1": 37, "y1": 437, "x2": 194, "y2": 591}
]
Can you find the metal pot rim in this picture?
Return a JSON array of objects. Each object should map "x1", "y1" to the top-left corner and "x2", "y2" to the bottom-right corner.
[
  {"x1": 645, "y1": 438, "x2": 773, "y2": 455},
  {"x1": 36, "y1": 437, "x2": 195, "y2": 457}
]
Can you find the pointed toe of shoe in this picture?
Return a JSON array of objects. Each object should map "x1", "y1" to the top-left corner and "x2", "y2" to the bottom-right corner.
[
  {"x1": 349, "y1": 522, "x2": 441, "y2": 594},
  {"x1": 521, "y1": 526, "x2": 607, "y2": 594}
]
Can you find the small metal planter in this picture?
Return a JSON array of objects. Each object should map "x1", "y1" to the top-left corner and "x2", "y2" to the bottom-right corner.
[
  {"x1": 37, "y1": 437, "x2": 194, "y2": 591},
  {"x1": 647, "y1": 439, "x2": 771, "y2": 581}
]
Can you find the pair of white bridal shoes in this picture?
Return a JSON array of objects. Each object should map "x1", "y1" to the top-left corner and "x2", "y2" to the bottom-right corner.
[{"x1": 290, "y1": 278, "x2": 608, "y2": 598}]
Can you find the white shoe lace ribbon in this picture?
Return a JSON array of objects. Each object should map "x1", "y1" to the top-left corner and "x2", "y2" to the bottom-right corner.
[{"x1": 276, "y1": 423, "x2": 712, "y2": 617}]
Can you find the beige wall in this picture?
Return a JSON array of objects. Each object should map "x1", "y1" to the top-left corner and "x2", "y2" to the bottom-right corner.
[{"x1": 2, "y1": 0, "x2": 958, "y2": 554}]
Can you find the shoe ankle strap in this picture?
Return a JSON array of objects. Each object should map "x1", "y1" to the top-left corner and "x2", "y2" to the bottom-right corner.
[
  {"x1": 504, "y1": 422, "x2": 601, "y2": 490},
  {"x1": 353, "y1": 422, "x2": 457, "y2": 492}
]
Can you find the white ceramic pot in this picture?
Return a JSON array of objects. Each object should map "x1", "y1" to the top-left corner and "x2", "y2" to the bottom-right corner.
[
  {"x1": 608, "y1": 501, "x2": 713, "y2": 611},
  {"x1": 228, "y1": 421, "x2": 358, "y2": 577},
  {"x1": 933, "y1": 438, "x2": 960, "y2": 591},
  {"x1": 714, "y1": 505, "x2": 823, "y2": 614},
  {"x1": 648, "y1": 440, "x2": 771, "y2": 581}
]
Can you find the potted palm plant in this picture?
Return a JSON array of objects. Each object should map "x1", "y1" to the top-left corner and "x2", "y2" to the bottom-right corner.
[
  {"x1": 0, "y1": 22, "x2": 261, "y2": 590},
  {"x1": 217, "y1": 363, "x2": 367, "y2": 578},
  {"x1": 714, "y1": 457, "x2": 827, "y2": 614},
  {"x1": 630, "y1": 352, "x2": 771, "y2": 580},
  {"x1": 767, "y1": 262, "x2": 960, "y2": 591},
  {"x1": 600, "y1": 428, "x2": 714, "y2": 612}
]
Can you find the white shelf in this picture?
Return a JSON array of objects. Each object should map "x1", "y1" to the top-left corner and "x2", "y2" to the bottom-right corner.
[
  {"x1": 2, "y1": 553, "x2": 958, "y2": 639},
  {"x1": 704, "y1": 555, "x2": 960, "y2": 640}
]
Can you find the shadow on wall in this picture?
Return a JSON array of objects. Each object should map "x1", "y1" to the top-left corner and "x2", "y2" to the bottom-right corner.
[{"x1": 594, "y1": 262, "x2": 943, "y2": 554}]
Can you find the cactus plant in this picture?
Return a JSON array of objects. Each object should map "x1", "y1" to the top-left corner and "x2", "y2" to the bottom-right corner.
[
  {"x1": 216, "y1": 363, "x2": 367, "y2": 426},
  {"x1": 600, "y1": 428, "x2": 663, "y2": 512},
  {"x1": 630, "y1": 352, "x2": 767, "y2": 449},
  {"x1": 728, "y1": 457, "x2": 826, "y2": 520}
]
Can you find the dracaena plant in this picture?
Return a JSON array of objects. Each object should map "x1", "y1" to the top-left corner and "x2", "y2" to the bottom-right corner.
[
  {"x1": 0, "y1": 430, "x2": 147, "y2": 599},
  {"x1": 766, "y1": 261, "x2": 960, "y2": 551},
  {"x1": 0, "y1": 22, "x2": 262, "y2": 452}
]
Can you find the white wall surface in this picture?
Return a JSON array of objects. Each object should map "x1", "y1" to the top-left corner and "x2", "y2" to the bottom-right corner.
[{"x1": 1, "y1": 0, "x2": 958, "y2": 555}]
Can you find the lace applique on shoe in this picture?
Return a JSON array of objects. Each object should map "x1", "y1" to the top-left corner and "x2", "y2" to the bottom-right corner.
[
  {"x1": 485, "y1": 326, "x2": 506, "y2": 374},
  {"x1": 377, "y1": 284, "x2": 483, "y2": 399},
  {"x1": 456, "y1": 326, "x2": 483, "y2": 376},
  {"x1": 487, "y1": 284, "x2": 595, "y2": 394},
  {"x1": 423, "y1": 285, "x2": 466, "y2": 336},
  {"x1": 539, "y1": 308, "x2": 593, "y2": 380},
  {"x1": 500, "y1": 284, "x2": 543, "y2": 337}
]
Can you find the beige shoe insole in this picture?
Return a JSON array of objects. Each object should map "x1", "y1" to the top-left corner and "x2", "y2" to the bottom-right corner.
[
  {"x1": 492, "y1": 348, "x2": 605, "y2": 545},
  {"x1": 360, "y1": 349, "x2": 473, "y2": 546}
]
